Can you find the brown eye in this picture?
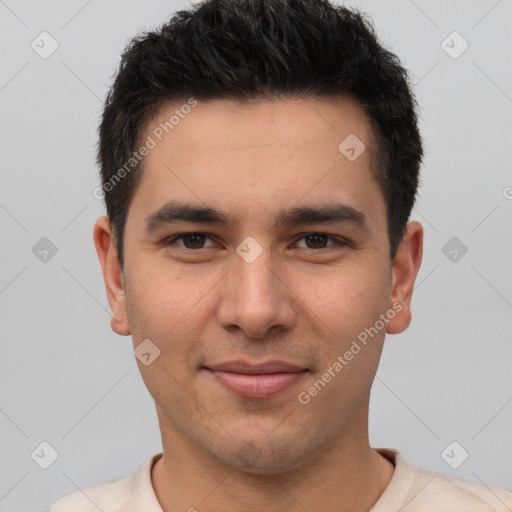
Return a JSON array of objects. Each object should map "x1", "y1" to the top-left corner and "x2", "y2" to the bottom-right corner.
[
  {"x1": 303, "y1": 234, "x2": 329, "y2": 249},
  {"x1": 164, "y1": 233, "x2": 215, "y2": 250},
  {"x1": 295, "y1": 233, "x2": 346, "y2": 250},
  {"x1": 183, "y1": 234, "x2": 206, "y2": 249}
]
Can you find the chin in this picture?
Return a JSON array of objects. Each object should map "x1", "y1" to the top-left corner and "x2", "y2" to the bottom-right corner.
[{"x1": 211, "y1": 437, "x2": 310, "y2": 475}]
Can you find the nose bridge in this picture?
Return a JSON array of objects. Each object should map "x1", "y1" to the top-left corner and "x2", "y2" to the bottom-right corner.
[
  {"x1": 217, "y1": 236, "x2": 294, "y2": 337},
  {"x1": 233, "y1": 237, "x2": 278, "y2": 303}
]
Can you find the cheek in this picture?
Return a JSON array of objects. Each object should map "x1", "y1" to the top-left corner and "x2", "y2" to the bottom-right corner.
[
  {"x1": 288, "y1": 260, "x2": 389, "y2": 343},
  {"x1": 291, "y1": 265, "x2": 391, "y2": 413},
  {"x1": 124, "y1": 259, "x2": 219, "y2": 367},
  {"x1": 126, "y1": 258, "x2": 204, "y2": 327},
  {"x1": 124, "y1": 262, "x2": 212, "y2": 405}
]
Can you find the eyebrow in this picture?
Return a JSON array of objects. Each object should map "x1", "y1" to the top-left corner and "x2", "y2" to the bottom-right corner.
[{"x1": 145, "y1": 200, "x2": 368, "y2": 234}]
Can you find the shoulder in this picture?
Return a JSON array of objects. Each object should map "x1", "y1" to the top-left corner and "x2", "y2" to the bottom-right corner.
[
  {"x1": 50, "y1": 474, "x2": 131, "y2": 512},
  {"x1": 382, "y1": 448, "x2": 512, "y2": 511},
  {"x1": 49, "y1": 453, "x2": 162, "y2": 512},
  {"x1": 411, "y1": 468, "x2": 512, "y2": 511}
]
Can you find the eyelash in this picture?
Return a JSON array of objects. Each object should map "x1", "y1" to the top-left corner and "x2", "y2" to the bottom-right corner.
[{"x1": 163, "y1": 232, "x2": 348, "y2": 252}]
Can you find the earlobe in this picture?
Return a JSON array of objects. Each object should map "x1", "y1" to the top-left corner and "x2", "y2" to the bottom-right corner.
[
  {"x1": 93, "y1": 216, "x2": 131, "y2": 336},
  {"x1": 111, "y1": 315, "x2": 131, "y2": 336},
  {"x1": 386, "y1": 221, "x2": 423, "y2": 335}
]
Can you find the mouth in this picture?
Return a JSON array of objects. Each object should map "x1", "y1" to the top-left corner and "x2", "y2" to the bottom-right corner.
[{"x1": 202, "y1": 360, "x2": 309, "y2": 398}]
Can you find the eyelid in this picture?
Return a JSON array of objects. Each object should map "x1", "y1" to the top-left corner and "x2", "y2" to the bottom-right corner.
[{"x1": 164, "y1": 232, "x2": 349, "y2": 250}]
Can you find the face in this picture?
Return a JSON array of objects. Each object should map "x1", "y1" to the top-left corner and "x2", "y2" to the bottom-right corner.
[{"x1": 95, "y1": 95, "x2": 422, "y2": 474}]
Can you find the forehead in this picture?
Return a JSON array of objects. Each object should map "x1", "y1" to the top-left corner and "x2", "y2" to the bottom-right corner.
[
  {"x1": 145, "y1": 95, "x2": 375, "y2": 159},
  {"x1": 130, "y1": 95, "x2": 386, "y2": 233}
]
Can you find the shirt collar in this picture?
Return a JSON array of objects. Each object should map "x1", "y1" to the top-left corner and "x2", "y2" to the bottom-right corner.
[{"x1": 129, "y1": 451, "x2": 164, "y2": 511}]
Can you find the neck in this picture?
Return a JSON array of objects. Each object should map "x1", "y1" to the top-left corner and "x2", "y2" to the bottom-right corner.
[{"x1": 151, "y1": 407, "x2": 395, "y2": 512}]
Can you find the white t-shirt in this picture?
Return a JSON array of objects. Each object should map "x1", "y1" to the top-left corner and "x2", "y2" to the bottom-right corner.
[{"x1": 50, "y1": 448, "x2": 512, "y2": 511}]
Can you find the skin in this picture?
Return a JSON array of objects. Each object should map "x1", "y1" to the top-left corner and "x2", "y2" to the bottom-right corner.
[{"x1": 94, "y1": 95, "x2": 423, "y2": 512}]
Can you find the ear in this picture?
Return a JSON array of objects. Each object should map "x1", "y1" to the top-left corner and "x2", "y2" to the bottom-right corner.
[
  {"x1": 386, "y1": 221, "x2": 423, "y2": 334},
  {"x1": 93, "y1": 216, "x2": 131, "y2": 336}
]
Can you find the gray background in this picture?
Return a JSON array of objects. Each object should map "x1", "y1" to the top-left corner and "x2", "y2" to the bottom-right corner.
[{"x1": 0, "y1": 0, "x2": 511, "y2": 510}]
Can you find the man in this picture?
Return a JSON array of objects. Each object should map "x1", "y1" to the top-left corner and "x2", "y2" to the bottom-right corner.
[{"x1": 51, "y1": 0, "x2": 512, "y2": 510}]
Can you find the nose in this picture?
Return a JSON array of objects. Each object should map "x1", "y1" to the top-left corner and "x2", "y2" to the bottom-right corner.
[{"x1": 216, "y1": 242, "x2": 297, "y2": 339}]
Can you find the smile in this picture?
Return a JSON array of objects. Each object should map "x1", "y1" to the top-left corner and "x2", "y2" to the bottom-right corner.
[{"x1": 202, "y1": 362, "x2": 309, "y2": 398}]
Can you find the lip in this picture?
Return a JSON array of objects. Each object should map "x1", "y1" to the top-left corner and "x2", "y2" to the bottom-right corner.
[{"x1": 203, "y1": 360, "x2": 308, "y2": 398}]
